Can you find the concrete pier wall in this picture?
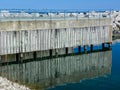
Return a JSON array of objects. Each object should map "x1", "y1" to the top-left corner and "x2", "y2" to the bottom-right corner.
[
  {"x1": 0, "y1": 18, "x2": 112, "y2": 55},
  {"x1": 0, "y1": 26, "x2": 112, "y2": 55}
]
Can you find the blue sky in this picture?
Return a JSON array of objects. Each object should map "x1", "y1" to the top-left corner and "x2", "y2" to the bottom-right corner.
[{"x1": 0, "y1": 0, "x2": 119, "y2": 10}]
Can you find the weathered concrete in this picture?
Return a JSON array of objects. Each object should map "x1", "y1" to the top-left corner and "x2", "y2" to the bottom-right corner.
[
  {"x1": 0, "y1": 18, "x2": 112, "y2": 31},
  {"x1": 0, "y1": 26, "x2": 112, "y2": 55},
  {"x1": 0, "y1": 18, "x2": 112, "y2": 59}
]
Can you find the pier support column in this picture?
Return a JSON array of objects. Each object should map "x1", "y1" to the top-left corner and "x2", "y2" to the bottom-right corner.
[
  {"x1": 102, "y1": 43, "x2": 105, "y2": 49},
  {"x1": 65, "y1": 47, "x2": 68, "y2": 55},
  {"x1": 90, "y1": 44, "x2": 93, "y2": 52},
  {"x1": 16, "y1": 53, "x2": 23, "y2": 63},
  {"x1": 16, "y1": 53, "x2": 20, "y2": 62},
  {"x1": 84, "y1": 45, "x2": 87, "y2": 53},
  {"x1": 33, "y1": 51, "x2": 37, "y2": 60},
  {"x1": 78, "y1": 46, "x2": 81, "y2": 53},
  {"x1": 50, "y1": 49, "x2": 52, "y2": 57}
]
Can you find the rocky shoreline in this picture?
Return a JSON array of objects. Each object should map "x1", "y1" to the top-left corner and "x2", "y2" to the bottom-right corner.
[{"x1": 0, "y1": 77, "x2": 30, "y2": 90}]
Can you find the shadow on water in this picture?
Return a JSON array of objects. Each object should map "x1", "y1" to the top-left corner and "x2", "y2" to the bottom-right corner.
[{"x1": 0, "y1": 48, "x2": 112, "y2": 90}]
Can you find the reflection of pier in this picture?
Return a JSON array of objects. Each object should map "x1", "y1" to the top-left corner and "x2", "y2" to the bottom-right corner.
[{"x1": 0, "y1": 50, "x2": 112, "y2": 89}]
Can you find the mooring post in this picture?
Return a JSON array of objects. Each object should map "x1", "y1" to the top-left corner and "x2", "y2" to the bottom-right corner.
[
  {"x1": 50, "y1": 49, "x2": 52, "y2": 57},
  {"x1": 66, "y1": 47, "x2": 68, "y2": 55},
  {"x1": 90, "y1": 44, "x2": 93, "y2": 52},
  {"x1": 78, "y1": 46, "x2": 81, "y2": 53}
]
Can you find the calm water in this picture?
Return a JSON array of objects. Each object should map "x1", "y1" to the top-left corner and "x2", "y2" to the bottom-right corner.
[
  {"x1": 48, "y1": 41, "x2": 120, "y2": 90},
  {"x1": 0, "y1": 39, "x2": 120, "y2": 90}
]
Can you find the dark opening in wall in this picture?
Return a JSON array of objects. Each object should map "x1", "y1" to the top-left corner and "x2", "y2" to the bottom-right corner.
[
  {"x1": 14, "y1": 31, "x2": 17, "y2": 37},
  {"x1": 55, "y1": 29, "x2": 59, "y2": 38},
  {"x1": 103, "y1": 26, "x2": 105, "y2": 29},
  {"x1": 25, "y1": 31, "x2": 28, "y2": 36}
]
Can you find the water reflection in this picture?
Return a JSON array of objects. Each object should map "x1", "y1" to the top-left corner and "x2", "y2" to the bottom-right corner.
[{"x1": 0, "y1": 50, "x2": 112, "y2": 90}]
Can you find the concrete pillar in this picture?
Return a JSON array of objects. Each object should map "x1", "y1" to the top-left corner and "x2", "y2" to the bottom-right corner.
[
  {"x1": 65, "y1": 47, "x2": 68, "y2": 55},
  {"x1": 16, "y1": 53, "x2": 20, "y2": 62},
  {"x1": 84, "y1": 45, "x2": 87, "y2": 52},
  {"x1": 33, "y1": 51, "x2": 37, "y2": 60},
  {"x1": 90, "y1": 44, "x2": 93, "y2": 52},
  {"x1": 78, "y1": 46, "x2": 81, "y2": 53},
  {"x1": 50, "y1": 49, "x2": 52, "y2": 57},
  {"x1": 102, "y1": 43, "x2": 105, "y2": 49}
]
